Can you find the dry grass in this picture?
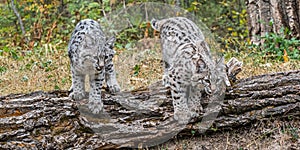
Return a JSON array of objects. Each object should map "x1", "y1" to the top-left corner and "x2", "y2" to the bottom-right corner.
[
  {"x1": 156, "y1": 118, "x2": 300, "y2": 150},
  {"x1": 1, "y1": 38, "x2": 299, "y2": 96},
  {"x1": 232, "y1": 51, "x2": 300, "y2": 80},
  {"x1": 0, "y1": 38, "x2": 163, "y2": 95},
  {"x1": 114, "y1": 38, "x2": 163, "y2": 91},
  {"x1": 0, "y1": 43, "x2": 71, "y2": 95}
]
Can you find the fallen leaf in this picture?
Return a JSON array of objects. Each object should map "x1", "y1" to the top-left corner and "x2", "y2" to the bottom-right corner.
[{"x1": 283, "y1": 49, "x2": 289, "y2": 62}]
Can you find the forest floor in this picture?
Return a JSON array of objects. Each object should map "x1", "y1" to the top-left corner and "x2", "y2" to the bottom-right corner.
[
  {"x1": 156, "y1": 118, "x2": 300, "y2": 149},
  {"x1": 0, "y1": 38, "x2": 299, "y2": 149}
]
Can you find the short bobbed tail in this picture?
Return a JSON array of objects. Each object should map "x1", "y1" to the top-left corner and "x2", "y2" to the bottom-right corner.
[{"x1": 150, "y1": 18, "x2": 160, "y2": 31}]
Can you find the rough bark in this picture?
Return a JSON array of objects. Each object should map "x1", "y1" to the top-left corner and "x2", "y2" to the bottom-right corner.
[
  {"x1": 246, "y1": 0, "x2": 300, "y2": 44},
  {"x1": 0, "y1": 69, "x2": 299, "y2": 149}
]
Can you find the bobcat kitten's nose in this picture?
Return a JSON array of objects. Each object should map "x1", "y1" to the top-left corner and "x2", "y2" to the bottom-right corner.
[{"x1": 95, "y1": 65, "x2": 103, "y2": 71}]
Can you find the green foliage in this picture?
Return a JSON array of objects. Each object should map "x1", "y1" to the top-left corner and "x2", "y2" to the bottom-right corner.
[
  {"x1": 0, "y1": 0, "x2": 111, "y2": 52},
  {"x1": 0, "y1": 66, "x2": 7, "y2": 74},
  {"x1": 67, "y1": 0, "x2": 101, "y2": 21},
  {"x1": 185, "y1": 0, "x2": 249, "y2": 52},
  {"x1": 0, "y1": 0, "x2": 249, "y2": 52},
  {"x1": 133, "y1": 64, "x2": 141, "y2": 76},
  {"x1": 21, "y1": 75, "x2": 29, "y2": 82},
  {"x1": 54, "y1": 85, "x2": 60, "y2": 90},
  {"x1": 2, "y1": 46, "x2": 21, "y2": 60},
  {"x1": 254, "y1": 28, "x2": 300, "y2": 60},
  {"x1": 281, "y1": 125, "x2": 299, "y2": 142},
  {"x1": 0, "y1": 3, "x2": 16, "y2": 47},
  {"x1": 115, "y1": 21, "x2": 150, "y2": 49},
  {"x1": 191, "y1": 130, "x2": 196, "y2": 135},
  {"x1": 288, "y1": 127, "x2": 299, "y2": 141}
]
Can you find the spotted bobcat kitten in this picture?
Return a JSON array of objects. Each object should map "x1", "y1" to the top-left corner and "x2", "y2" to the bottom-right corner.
[
  {"x1": 151, "y1": 17, "x2": 229, "y2": 124},
  {"x1": 68, "y1": 19, "x2": 120, "y2": 113}
]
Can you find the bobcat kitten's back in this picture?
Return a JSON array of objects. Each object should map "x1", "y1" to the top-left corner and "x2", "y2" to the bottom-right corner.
[{"x1": 151, "y1": 17, "x2": 228, "y2": 124}]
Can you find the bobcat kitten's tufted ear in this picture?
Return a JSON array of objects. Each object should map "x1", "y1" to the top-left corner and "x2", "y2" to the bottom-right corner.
[{"x1": 150, "y1": 19, "x2": 160, "y2": 31}]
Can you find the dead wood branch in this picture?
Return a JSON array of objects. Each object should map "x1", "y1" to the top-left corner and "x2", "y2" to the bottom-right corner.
[{"x1": 10, "y1": 0, "x2": 26, "y2": 39}]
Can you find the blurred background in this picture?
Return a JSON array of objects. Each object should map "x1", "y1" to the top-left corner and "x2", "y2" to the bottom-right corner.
[{"x1": 0, "y1": 0, "x2": 299, "y2": 95}]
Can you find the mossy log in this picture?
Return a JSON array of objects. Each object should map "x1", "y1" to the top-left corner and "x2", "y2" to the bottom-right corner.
[{"x1": 0, "y1": 69, "x2": 299, "y2": 149}]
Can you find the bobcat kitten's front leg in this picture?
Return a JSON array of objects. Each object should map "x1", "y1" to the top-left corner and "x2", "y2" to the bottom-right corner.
[
  {"x1": 88, "y1": 72, "x2": 104, "y2": 113},
  {"x1": 168, "y1": 71, "x2": 192, "y2": 124},
  {"x1": 105, "y1": 60, "x2": 120, "y2": 93},
  {"x1": 69, "y1": 69, "x2": 86, "y2": 100},
  {"x1": 172, "y1": 90, "x2": 192, "y2": 124}
]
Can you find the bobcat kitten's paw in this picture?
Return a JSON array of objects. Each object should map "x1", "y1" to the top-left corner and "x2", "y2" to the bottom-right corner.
[
  {"x1": 108, "y1": 83, "x2": 121, "y2": 94},
  {"x1": 88, "y1": 99, "x2": 104, "y2": 114},
  {"x1": 189, "y1": 105, "x2": 203, "y2": 117},
  {"x1": 69, "y1": 91, "x2": 86, "y2": 101},
  {"x1": 174, "y1": 110, "x2": 192, "y2": 124}
]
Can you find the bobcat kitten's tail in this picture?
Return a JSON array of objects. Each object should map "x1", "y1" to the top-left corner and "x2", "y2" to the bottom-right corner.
[{"x1": 150, "y1": 19, "x2": 161, "y2": 31}]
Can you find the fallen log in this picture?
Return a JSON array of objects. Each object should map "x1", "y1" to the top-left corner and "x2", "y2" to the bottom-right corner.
[{"x1": 0, "y1": 69, "x2": 299, "y2": 149}]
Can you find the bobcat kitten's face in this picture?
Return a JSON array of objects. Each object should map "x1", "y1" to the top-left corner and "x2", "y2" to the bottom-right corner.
[
  {"x1": 68, "y1": 19, "x2": 116, "y2": 74},
  {"x1": 89, "y1": 36, "x2": 116, "y2": 72}
]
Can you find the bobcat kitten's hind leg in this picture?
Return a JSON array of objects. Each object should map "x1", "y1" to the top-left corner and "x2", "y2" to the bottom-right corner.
[{"x1": 169, "y1": 72, "x2": 193, "y2": 124}]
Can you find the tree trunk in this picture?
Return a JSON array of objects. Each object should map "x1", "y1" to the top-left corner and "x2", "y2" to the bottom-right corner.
[
  {"x1": 246, "y1": 0, "x2": 300, "y2": 45},
  {"x1": 10, "y1": 0, "x2": 27, "y2": 44},
  {"x1": 1, "y1": 68, "x2": 299, "y2": 149}
]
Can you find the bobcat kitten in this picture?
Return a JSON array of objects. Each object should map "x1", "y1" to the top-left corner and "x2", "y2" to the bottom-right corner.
[
  {"x1": 68, "y1": 19, "x2": 120, "y2": 113},
  {"x1": 151, "y1": 17, "x2": 229, "y2": 124}
]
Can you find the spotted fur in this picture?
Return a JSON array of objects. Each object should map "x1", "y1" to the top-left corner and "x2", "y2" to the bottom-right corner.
[
  {"x1": 151, "y1": 17, "x2": 229, "y2": 124},
  {"x1": 68, "y1": 19, "x2": 120, "y2": 113}
]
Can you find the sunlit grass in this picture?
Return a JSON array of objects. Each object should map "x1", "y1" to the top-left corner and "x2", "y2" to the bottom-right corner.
[
  {"x1": 0, "y1": 38, "x2": 299, "y2": 96},
  {"x1": 0, "y1": 43, "x2": 71, "y2": 95},
  {"x1": 225, "y1": 50, "x2": 300, "y2": 80}
]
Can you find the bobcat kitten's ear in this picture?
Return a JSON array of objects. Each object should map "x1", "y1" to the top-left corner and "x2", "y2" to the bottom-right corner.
[{"x1": 151, "y1": 19, "x2": 160, "y2": 31}]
